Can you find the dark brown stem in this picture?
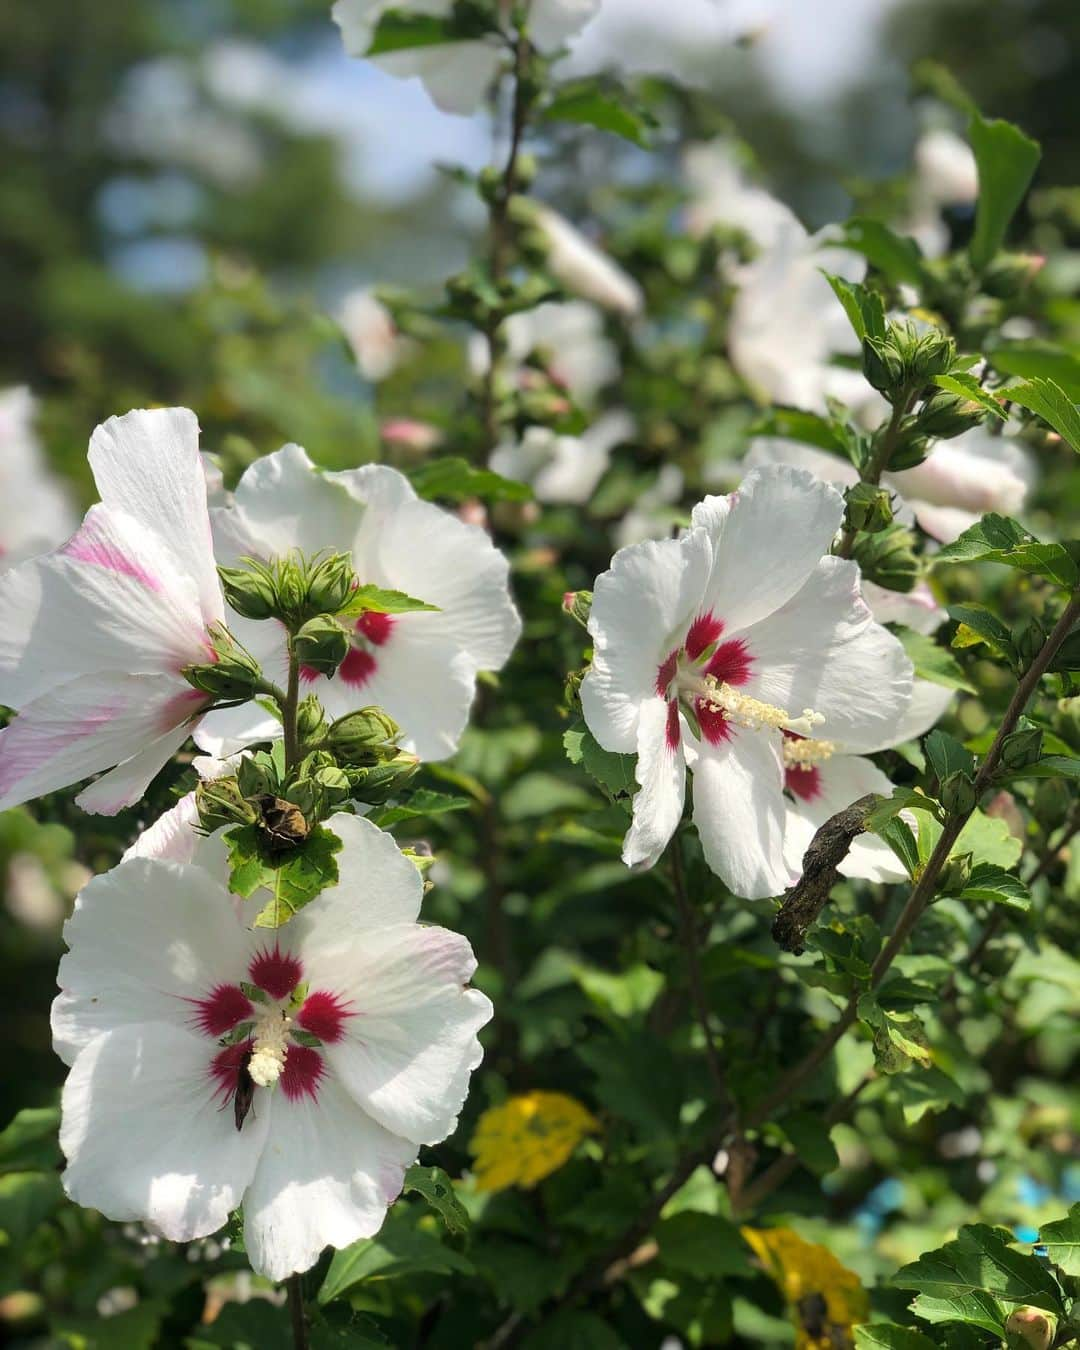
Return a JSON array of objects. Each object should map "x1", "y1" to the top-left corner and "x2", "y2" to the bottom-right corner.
[
  {"x1": 287, "y1": 1274, "x2": 309, "y2": 1350},
  {"x1": 671, "y1": 841, "x2": 727, "y2": 1101}
]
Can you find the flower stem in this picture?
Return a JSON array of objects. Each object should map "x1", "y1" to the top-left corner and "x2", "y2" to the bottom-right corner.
[
  {"x1": 287, "y1": 1274, "x2": 309, "y2": 1350},
  {"x1": 835, "y1": 388, "x2": 916, "y2": 559},
  {"x1": 282, "y1": 636, "x2": 301, "y2": 774}
]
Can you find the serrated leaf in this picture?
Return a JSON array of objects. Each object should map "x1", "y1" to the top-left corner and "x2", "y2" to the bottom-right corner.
[
  {"x1": 968, "y1": 113, "x2": 1041, "y2": 271},
  {"x1": 890, "y1": 1224, "x2": 1063, "y2": 1332},
  {"x1": 875, "y1": 814, "x2": 920, "y2": 878},
  {"x1": 319, "y1": 1217, "x2": 474, "y2": 1304},
  {"x1": 958, "y1": 862, "x2": 1030, "y2": 911},
  {"x1": 948, "y1": 602, "x2": 1016, "y2": 662},
  {"x1": 931, "y1": 372, "x2": 1007, "y2": 421},
  {"x1": 409, "y1": 457, "x2": 532, "y2": 503},
  {"x1": 369, "y1": 789, "x2": 471, "y2": 829},
  {"x1": 844, "y1": 217, "x2": 927, "y2": 288},
  {"x1": 1039, "y1": 1204, "x2": 1080, "y2": 1276},
  {"x1": 564, "y1": 725, "x2": 637, "y2": 800},
  {"x1": 1005, "y1": 376, "x2": 1080, "y2": 453},
  {"x1": 542, "y1": 82, "x2": 657, "y2": 146},
  {"x1": 224, "y1": 825, "x2": 343, "y2": 928},
  {"x1": 823, "y1": 271, "x2": 886, "y2": 343},
  {"x1": 890, "y1": 1065, "x2": 964, "y2": 1124},
  {"x1": 924, "y1": 729, "x2": 976, "y2": 784},
  {"x1": 988, "y1": 341, "x2": 1080, "y2": 398},
  {"x1": 896, "y1": 626, "x2": 976, "y2": 692},
  {"x1": 933, "y1": 514, "x2": 1079, "y2": 589},
  {"x1": 865, "y1": 787, "x2": 945, "y2": 836},
  {"x1": 403, "y1": 1164, "x2": 470, "y2": 1237},
  {"x1": 855, "y1": 1324, "x2": 938, "y2": 1349},
  {"x1": 917, "y1": 807, "x2": 1022, "y2": 871},
  {"x1": 339, "y1": 584, "x2": 440, "y2": 617}
]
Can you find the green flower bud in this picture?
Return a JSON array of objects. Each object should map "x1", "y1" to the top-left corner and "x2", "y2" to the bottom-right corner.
[
  {"x1": 293, "y1": 616, "x2": 349, "y2": 679},
  {"x1": 1013, "y1": 617, "x2": 1045, "y2": 674},
  {"x1": 305, "y1": 552, "x2": 356, "y2": 617},
  {"x1": 195, "y1": 777, "x2": 258, "y2": 833},
  {"x1": 313, "y1": 764, "x2": 351, "y2": 805},
  {"x1": 327, "y1": 707, "x2": 401, "y2": 763},
  {"x1": 887, "y1": 432, "x2": 932, "y2": 472},
  {"x1": 1054, "y1": 695, "x2": 1080, "y2": 749},
  {"x1": 940, "y1": 771, "x2": 977, "y2": 816},
  {"x1": 862, "y1": 335, "x2": 906, "y2": 397},
  {"x1": 182, "y1": 623, "x2": 262, "y2": 701},
  {"x1": 843, "y1": 483, "x2": 894, "y2": 534},
  {"x1": 904, "y1": 326, "x2": 956, "y2": 384},
  {"x1": 982, "y1": 252, "x2": 1044, "y2": 300},
  {"x1": 1000, "y1": 725, "x2": 1044, "y2": 771},
  {"x1": 1005, "y1": 1306, "x2": 1057, "y2": 1350},
  {"x1": 217, "y1": 562, "x2": 278, "y2": 621},
  {"x1": 275, "y1": 560, "x2": 308, "y2": 624},
  {"x1": 937, "y1": 850, "x2": 973, "y2": 895},
  {"x1": 562, "y1": 590, "x2": 593, "y2": 628},
  {"x1": 851, "y1": 525, "x2": 919, "y2": 593},
  {"x1": 916, "y1": 391, "x2": 987, "y2": 439},
  {"x1": 296, "y1": 693, "x2": 327, "y2": 743},
  {"x1": 346, "y1": 750, "x2": 421, "y2": 804},
  {"x1": 236, "y1": 753, "x2": 277, "y2": 799},
  {"x1": 1033, "y1": 776, "x2": 1071, "y2": 831}
]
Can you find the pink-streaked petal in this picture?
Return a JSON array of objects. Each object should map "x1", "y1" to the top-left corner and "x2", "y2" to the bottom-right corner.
[
  {"x1": 622, "y1": 696, "x2": 687, "y2": 869},
  {"x1": 243, "y1": 1071, "x2": 416, "y2": 1282},
  {"x1": 59, "y1": 1022, "x2": 268, "y2": 1242},
  {"x1": 52, "y1": 858, "x2": 251, "y2": 1067},
  {"x1": 75, "y1": 717, "x2": 200, "y2": 816},
  {"x1": 88, "y1": 407, "x2": 223, "y2": 624}
]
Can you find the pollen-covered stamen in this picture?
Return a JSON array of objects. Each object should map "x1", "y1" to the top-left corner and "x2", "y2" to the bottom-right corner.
[
  {"x1": 248, "y1": 1007, "x2": 292, "y2": 1087},
  {"x1": 693, "y1": 674, "x2": 824, "y2": 737},
  {"x1": 782, "y1": 735, "x2": 836, "y2": 768}
]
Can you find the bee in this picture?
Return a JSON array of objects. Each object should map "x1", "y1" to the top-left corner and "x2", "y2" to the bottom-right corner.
[{"x1": 234, "y1": 1048, "x2": 257, "y2": 1132}]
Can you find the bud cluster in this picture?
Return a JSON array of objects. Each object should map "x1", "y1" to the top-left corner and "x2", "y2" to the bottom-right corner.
[
  {"x1": 181, "y1": 623, "x2": 263, "y2": 703},
  {"x1": 862, "y1": 320, "x2": 955, "y2": 404},
  {"x1": 851, "y1": 524, "x2": 919, "y2": 593},
  {"x1": 218, "y1": 552, "x2": 357, "y2": 631}
]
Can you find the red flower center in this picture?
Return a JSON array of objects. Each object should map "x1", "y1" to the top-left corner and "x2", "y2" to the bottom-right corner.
[{"x1": 656, "y1": 610, "x2": 754, "y2": 749}]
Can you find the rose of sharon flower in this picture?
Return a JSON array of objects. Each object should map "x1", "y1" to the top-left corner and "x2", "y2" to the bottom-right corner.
[
  {"x1": 0, "y1": 408, "x2": 225, "y2": 814},
  {"x1": 529, "y1": 204, "x2": 644, "y2": 318},
  {"x1": 196, "y1": 446, "x2": 521, "y2": 761},
  {"x1": 52, "y1": 814, "x2": 491, "y2": 1281},
  {"x1": 0, "y1": 387, "x2": 76, "y2": 568},
  {"x1": 332, "y1": 0, "x2": 599, "y2": 116},
  {"x1": 581, "y1": 466, "x2": 912, "y2": 898},
  {"x1": 339, "y1": 289, "x2": 407, "y2": 382},
  {"x1": 683, "y1": 139, "x2": 802, "y2": 256},
  {"x1": 469, "y1": 300, "x2": 619, "y2": 407},
  {"x1": 490, "y1": 411, "x2": 633, "y2": 505}
]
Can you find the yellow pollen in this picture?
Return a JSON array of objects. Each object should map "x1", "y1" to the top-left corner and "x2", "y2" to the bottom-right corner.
[
  {"x1": 249, "y1": 1008, "x2": 291, "y2": 1087},
  {"x1": 700, "y1": 677, "x2": 825, "y2": 738},
  {"x1": 782, "y1": 737, "x2": 836, "y2": 769}
]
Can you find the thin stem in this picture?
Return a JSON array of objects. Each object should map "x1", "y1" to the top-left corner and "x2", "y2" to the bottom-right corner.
[
  {"x1": 835, "y1": 390, "x2": 915, "y2": 560},
  {"x1": 287, "y1": 1274, "x2": 309, "y2": 1350},
  {"x1": 671, "y1": 841, "x2": 727, "y2": 1102},
  {"x1": 281, "y1": 636, "x2": 301, "y2": 774}
]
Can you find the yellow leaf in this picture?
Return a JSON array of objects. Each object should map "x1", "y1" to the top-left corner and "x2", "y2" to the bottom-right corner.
[
  {"x1": 742, "y1": 1226, "x2": 868, "y2": 1349},
  {"x1": 469, "y1": 1091, "x2": 599, "y2": 1194}
]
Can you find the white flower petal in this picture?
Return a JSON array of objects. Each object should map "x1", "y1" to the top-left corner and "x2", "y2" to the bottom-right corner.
[
  {"x1": 528, "y1": 0, "x2": 600, "y2": 52},
  {"x1": 314, "y1": 924, "x2": 491, "y2": 1145},
  {"x1": 889, "y1": 678, "x2": 955, "y2": 748},
  {"x1": 121, "y1": 755, "x2": 235, "y2": 863},
  {"x1": 75, "y1": 720, "x2": 196, "y2": 815},
  {"x1": 692, "y1": 732, "x2": 794, "y2": 898},
  {"x1": 742, "y1": 557, "x2": 913, "y2": 754},
  {"x1": 697, "y1": 465, "x2": 846, "y2": 633},
  {"x1": 0, "y1": 674, "x2": 204, "y2": 814},
  {"x1": 243, "y1": 1075, "x2": 416, "y2": 1282},
  {"x1": 373, "y1": 41, "x2": 502, "y2": 116},
  {"x1": 51, "y1": 857, "x2": 251, "y2": 1066},
  {"x1": 862, "y1": 579, "x2": 945, "y2": 635},
  {"x1": 88, "y1": 408, "x2": 223, "y2": 624},
  {"x1": 60, "y1": 1021, "x2": 267, "y2": 1241},
  {"x1": 582, "y1": 528, "x2": 713, "y2": 752},
  {"x1": 622, "y1": 696, "x2": 685, "y2": 868},
  {"x1": 531, "y1": 204, "x2": 644, "y2": 317}
]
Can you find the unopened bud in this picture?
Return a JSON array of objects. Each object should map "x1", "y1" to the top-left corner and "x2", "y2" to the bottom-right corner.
[
  {"x1": 313, "y1": 764, "x2": 351, "y2": 806},
  {"x1": 983, "y1": 253, "x2": 1044, "y2": 300},
  {"x1": 1005, "y1": 1306, "x2": 1057, "y2": 1350},
  {"x1": 904, "y1": 326, "x2": 956, "y2": 384},
  {"x1": 236, "y1": 753, "x2": 276, "y2": 799},
  {"x1": 218, "y1": 562, "x2": 277, "y2": 621},
  {"x1": 887, "y1": 432, "x2": 933, "y2": 472},
  {"x1": 862, "y1": 335, "x2": 906, "y2": 397},
  {"x1": 296, "y1": 693, "x2": 327, "y2": 743},
  {"x1": 916, "y1": 391, "x2": 987, "y2": 439},
  {"x1": 937, "y1": 850, "x2": 973, "y2": 895},
  {"x1": 347, "y1": 750, "x2": 421, "y2": 803},
  {"x1": 1033, "y1": 776, "x2": 1071, "y2": 831},
  {"x1": 182, "y1": 624, "x2": 262, "y2": 701},
  {"x1": 562, "y1": 590, "x2": 593, "y2": 628},
  {"x1": 327, "y1": 707, "x2": 401, "y2": 763},
  {"x1": 851, "y1": 525, "x2": 919, "y2": 593},
  {"x1": 305, "y1": 553, "x2": 356, "y2": 616},
  {"x1": 275, "y1": 560, "x2": 307, "y2": 622},
  {"x1": 844, "y1": 483, "x2": 894, "y2": 534},
  {"x1": 1014, "y1": 618, "x2": 1045, "y2": 674},
  {"x1": 195, "y1": 777, "x2": 258, "y2": 832},
  {"x1": 1000, "y1": 725, "x2": 1044, "y2": 771},
  {"x1": 940, "y1": 770, "x2": 977, "y2": 816},
  {"x1": 293, "y1": 616, "x2": 349, "y2": 679}
]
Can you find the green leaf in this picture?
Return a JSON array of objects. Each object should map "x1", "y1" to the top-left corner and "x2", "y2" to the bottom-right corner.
[
  {"x1": 655, "y1": 1211, "x2": 751, "y2": 1279},
  {"x1": 823, "y1": 271, "x2": 886, "y2": 343},
  {"x1": 933, "y1": 514, "x2": 1079, "y2": 589},
  {"x1": 0, "y1": 1170, "x2": 64, "y2": 1244},
  {"x1": 924, "y1": 729, "x2": 976, "y2": 784},
  {"x1": 339, "y1": 583, "x2": 440, "y2": 617},
  {"x1": 224, "y1": 825, "x2": 343, "y2": 928},
  {"x1": 859, "y1": 997, "x2": 933, "y2": 1072},
  {"x1": 890, "y1": 1065, "x2": 965, "y2": 1124},
  {"x1": 843, "y1": 217, "x2": 927, "y2": 287},
  {"x1": 1039, "y1": 1204, "x2": 1080, "y2": 1276},
  {"x1": 855, "y1": 1325, "x2": 938, "y2": 1350},
  {"x1": 403, "y1": 1164, "x2": 470, "y2": 1237},
  {"x1": 779, "y1": 1110, "x2": 840, "y2": 1175},
  {"x1": 896, "y1": 626, "x2": 976, "y2": 692},
  {"x1": 931, "y1": 372, "x2": 1007, "y2": 421},
  {"x1": 408, "y1": 457, "x2": 532, "y2": 503},
  {"x1": 574, "y1": 961, "x2": 664, "y2": 1019},
  {"x1": 917, "y1": 806, "x2": 1022, "y2": 871},
  {"x1": 747, "y1": 407, "x2": 845, "y2": 452},
  {"x1": 948, "y1": 602, "x2": 1017, "y2": 663},
  {"x1": 968, "y1": 113, "x2": 1041, "y2": 271},
  {"x1": 187, "y1": 1300, "x2": 293, "y2": 1350},
  {"x1": 319, "y1": 1217, "x2": 474, "y2": 1304},
  {"x1": 521, "y1": 1311, "x2": 624, "y2": 1350},
  {"x1": 958, "y1": 862, "x2": 1030, "y2": 911},
  {"x1": 564, "y1": 726, "x2": 637, "y2": 801},
  {"x1": 54, "y1": 1302, "x2": 165, "y2": 1350},
  {"x1": 989, "y1": 342, "x2": 1080, "y2": 399},
  {"x1": 542, "y1": 82, "x2": 657, "y2": 147},
  {"x1": 1005, "y1": 376, "x2": 1080, "y2": 452},
  {"x1": 369, "y1": 789, "x2": 471, "y2": 829},
  {"x1": 0, "y1": 1106, "x2": 60, "y2": 1175},
  {"x1": 865, "y1": 787, "x2": 945, "y2": 836},
  {"x1": 876, "y1": 814, "x2": 920, "y2": 878},
  {"x1": 367, "y1": 14, "x2": 463, "y2": 55},
  {"x1": 890, "y1": 1224, "x2": 1063, "y2": 1332}
]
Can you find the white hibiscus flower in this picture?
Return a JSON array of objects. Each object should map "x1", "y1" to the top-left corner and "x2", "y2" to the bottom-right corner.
[
  {"x1": 195, "y1": 446, "x2": 521, "y2": 762},
  {"x1": 490, "y1": 411, "x2": 633, "y2": 504},
  {"x1": 581, "y1": 465, "x2": 912, "y2": 898},
  {"x1": 0, "y1": 408, "x2": 226, "y2": 815},
  {"x1": 53, "y1": 813, "x2": 492, "y2": 1281},
  {"x1": 0, "y1": 387, "x2": 77, "y2": 569},
  {"x1": 528, "y1": 204, "x2": 644, "y2": 318},
  {"x1": 469, "y1": 300, "x2": 619, "y2": 408}
]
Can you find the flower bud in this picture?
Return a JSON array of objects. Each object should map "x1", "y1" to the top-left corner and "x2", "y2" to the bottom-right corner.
[
  {"x1": 915, "y1": 392, "x2": 987, "y2": 439},
  {"x1": 1033, "y1": 776, "x2": 1071, "y2": 831},
  {"x1": 862, "y1": 335, "x2": 906, "y2": 397},
  {"x1": 937, "y1": 850, "x2": 973, "y2": 895},
  {"x1": 982, "y1": 253, "x2": 1044, "y2": 300},
  {"x1": 940, "y1": 770, "x2": 977, "y2": 816},
  {"x1": 217, "y1": 562, "x2": 278, "y2": 621},
  {"x1": 851, "y1": 525, "x2": 919, "y2": 593},
  {"x1": 275, "y1": 560, "x2": 308, "y2": 624},
  {"x1": 296, "y1": 693, "x2": 327, "y2": 744},
  {"x1": 1005, "y1": 1306, "x2": 1057, "y2": 1350},
  {"x1": 327, "y1": 707, "x2": 401, "y2": 763},
  {"x1": 255, "y1": 795, "x2": 310, "y2": 853},
  {"x1": 887, "y1": 432, "x2": 932, "y2": 472},
  {"x1": 305, "y1": 552, "x2": 356, "y2": 616},
  {"x1": 1013, "y1": 618, "x2": 1045, "y2": 675},
  {"x1": 313, "y1": 764, "x2": 351, "y2": 806},
  {"x1": 182, "y1": 624, "x2": 262, "y2": 701},
  {"x1": 844, "y1": 483, "x2": 894, "y2": 534},
  {"x1": 1000, "y1": 725, "x2": 1044, "y2": 771},
  {"x1": 904, "y1": 327, "x2": 956, "y2": 385},
  {"x1": 562, "y1": 590, "x2": 593, "y2": 628},
  {"x1": 293, "y1": 616, "x2": 349, "y2": 679},
  {"x1": 195, "y1": 777, "x2": 258, "y2": 833},
  {"x1": 346, "y1": 750, "x2": 421, "y2": 803}
]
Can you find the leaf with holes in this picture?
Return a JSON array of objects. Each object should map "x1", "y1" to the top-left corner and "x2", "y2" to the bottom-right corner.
[{"x1": 403, "y1": 1165, "x2": 470, "y2": 1238}]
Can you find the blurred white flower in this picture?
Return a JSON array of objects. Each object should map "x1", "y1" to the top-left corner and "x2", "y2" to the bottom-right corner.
[
  {"x1": 470, "y1": 300, "x2": 619, "y2": 407},
  {"x1": 491, "y1": 411, "x2": 632, "y2": 504},
  {"x1": 0, "y1": 388, "x2": 77, "y2": 569},
  {"x1": 614, "y1": 464, "x2": 684, "y2": 549},
  {"x1": 683, "y1": 139, "x2": 801, "y2": 254},
  {"x1": 529, "y1": 205, "x2": 644, "y2": 317},
  {"x1": 339, "y1": 289, "x2": 407, "y2": 382},
  {"x1": 908, "y1": 127, "x2": 978, "y2": 258}
]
